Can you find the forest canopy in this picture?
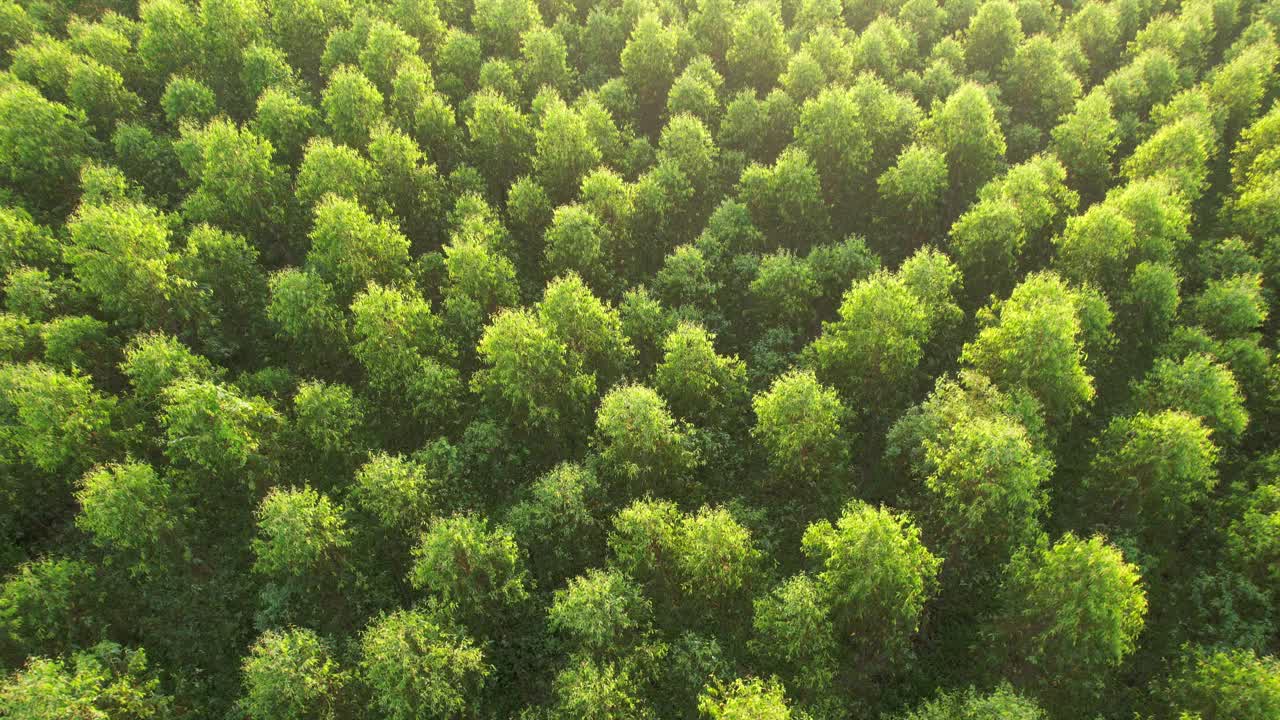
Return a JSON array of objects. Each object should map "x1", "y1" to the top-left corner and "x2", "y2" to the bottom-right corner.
[{"x1": 2, "y1": 0, "x2": 1280, "y2": 717}]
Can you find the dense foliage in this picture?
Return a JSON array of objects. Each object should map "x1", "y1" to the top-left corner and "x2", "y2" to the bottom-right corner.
[{"x1": 1, "y1": 0, "x2": 1280, "y2": 716}]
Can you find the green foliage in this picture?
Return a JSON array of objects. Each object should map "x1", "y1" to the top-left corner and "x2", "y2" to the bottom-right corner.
[
  {"x1": 66, "y1": 200, "x2": 187, "y2": 329},
  {"x1": 1133, "y1": 353, "x2": 1248, "y2": 442},
  {"x1": 752, "y1": 370, "x2": 846, "y2": 491},
  {"x1": 322, "y1": 65, "x2": 384, "y2": 148},
  {"x1": 1161, "y1": 646, "x2": 1280, "y2": 720},
  {"x1": 656, "y1": 323, "x2": 747, "y2": 425},
  {"x1": 896, "y1": 685, "x2": 1045, "y2": 720},
  {"x1": 549, "y1": 568, "x2": 651, "y2": 653},
  {"x1": 2, "y1": 1, "x2": 1280, "y2": 717},
  {"x1": 0, "y1": 362, "x2": 114, "y2": 473},
  {"x1": 0, "y1": 642, "x2": 173, "y2": 719},
  {"x1": 160, "y1": 378, "x2": 280, "y2": 477},
  {"x1": 177, "y1": 118, "x2": 287, "y2": 242},
  {"x1": 0, "y1": 80, "x2": 94, "y2": 218},
  {"x1": 922, "y1": 82, "x2": 1007, "y2": 210},
  {"x1": 962, "y1": 272, "x2": 1097, "y2": 422},
  {"x1": 307, "y1": 195, "x2": 410, "y2": 302},
  {"x1": 698, "y1": 676, "x2": 795, "y2": 719},
  {"x1": 810, "y1": 271, "x2": 931, "y2": 408},
  {"x1": 409, "y1": 514, "x2": 529, "y2": 614},
  {"x1": 1228, "y1": 478, "x2": 1280, "y2": 591},
  {"x1": 252, "y1": 486, "x2": 351, "y2": 578},
  {"x1": 593, "y1": 384, "x2": 698, "y2": 497},
  {"x1": 991, "y1": 533, "x2": 1147, "y2": 702},
  {"x1": 1085, "y1": 411, "x2": 1218, "y2": 536},
  {"x1": 239, "y1": 627, "x2": 348, "y2": 720},
  {"x1": 888, "y1": 372, "x2": 1051, "y2": 571},
  {"x1": 76, "y1": 462, "x2": 183, "y2": 575},
  {"x1": 359, "y1": 607, "x2": 490, "y2": 720},
  {"x1": 801, "y1": 501, "x2": 942, "y2": 656},
  {"x1": 0, "y1": 557, "x2": 97, "y2": 664}
]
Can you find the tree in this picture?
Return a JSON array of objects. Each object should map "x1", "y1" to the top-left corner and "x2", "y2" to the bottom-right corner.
[
  {"x1": 177, "y1": 119, "x2": 289, "y2": 250},
  {"x1": 293, "y1": 380, "x2": 366, "y2": 466},
  {"x1": 737, "y1": 147, "x2": 832, "y2": 252},
  {"x1": 177, "y1": 224, "x2": 270, "y2": 363},
  {"x1": 0, "y1": 362, "x2": 115, "y2": 474},
  {"x1": 895, "y1": 685, "x2": 1045, "y2": 720},
  {"x1": 1161, "y1": 647, "x2": 1280, "y2": 720},
  {"x1": 655, "y1": 322, "x2": 747, "y2": 425},
  {"x1": 1188, "y1": 273, "x2": 1268, "y2": 340},
  {"x1": 1054, "y1": 202, "x2": 1137, "y2": 293},
  {"x1": 537, "y1": 273, "x2": 634, "y2": 387},
  {"x1": 676, "y1": 506, "x2": 761, "y2": 611},
  {"x1": 322, "y1": 65, "x2": 385, "y2": 148},
  {"x1": 750, "y1": 574, "x2": 837, "y2": 708},
  {"x1": 749, "y1": 250, "x2": 820, "y2": 330},
  {"x1": 295, "y1": 138, "x2": 379, "y2": 211},
  {"x1": 607, "y1": 497, "x2": 682, "y2": 594},
  {"x1": 0, "y1": 206, "x2": 57, "y2": 279},
  {"x1": 252, "y1": 486, "x2": 351, "y2": 580},
  {"x1": 658, "y1": 114, "x2": 720, "y2": 212},
  {"x1": 160, "y1": 378, "x2": 280, "y2": 479},
  {"x1": 964, "y1": 0, "x2": 1023, "y2": 76},
  {"x1": 65, "y1": 200, "x2": 188, "y2": 330},
  {"x1": 877, "y1": 144, "x2": 948, "y2": 253},
  {"x1": 620, "y1": 13, "x2": 677, "y2": 128},
  {"x1": 592, "y1": 384, "x2": 698, "y2": 497},
  {"x1": 473, "y1": 306, "x2": 595, "y2": 443},
  {"x1": 519, "y1": 26, "x2": 571, "y2": 96},
  {"x1": 120, "y1": 332, "x2": 218, "y2": 403},
  {"x1": 1228, "y1": 478, "x2": 1280, "y2": 593},
  {"x1": 1085, "y1": 411, "x2": 1218, "y2": 540},
  {"x1": 0, "y1": 643, "x2": 173, "y2": 719},
  {"x1": 921, "y1": 83, "x2": 1007, "y2": 214},
  {"x1": 961, "y1": 272, "x2": 1097, "y2": 423},
  {"x1": 795, "y1": 79, "x2": 922, "y2": 228},
  {"x1": 466, "y1": 89, "x2": 533, "y2": 195},
  {"x1": 441, "y1": 222, "x2": 520, "y2": 342},
  {"x1": 162, "y1": 76, "x2": 217, "y2": 126},
  {"x1": 544, "y1": 204, "x2": 609, "y2": 291},
  {"x1": 306, "y1": 195, "x2": 410, "y2": 302},
  {"x1": 990, "y1": 533, "x2": 1147, "y2": 704},
  {"x1": 1132, "y1": 353, "x2": 1248, "y2": 443},
  {"x1": 698, "y1": 676, "x2": 795, "y2": 719},
  {"x1": 359, "y1": 608, "x2": 490, "y2": 720},
  {"x1": 1050, "y1": 88, "x2": 1117, "y2": 201},
  {"x1": 809, "y1": 271, "x2": 931, "y2": 409},
  {"x1": 350, "y1": 452, "x2": 440, "y2": 535},
  {"x1": 473, "y1": 0, "x2": 541, "y2": 56},
  {"x1": 887, "y1": 372, "x2": 1051, "y2": 573},
  {"x1": 534, "y1": 101, "x2": 600, "y2": 204},
  {"x1": 550, "y1": 654, "x2": 653, "y2": 720},
  {"x1": 0, "y1": 77, "x2": 94, "y2": 219},
  {"x1": 350, "y1": 282, "x2": 461, "y2": 430},
  {"x1": 1122, "y1": 113, "x2": 1215, "y2": 204},
  {"x1": 0, "y1": 557, "x2": 97, "y2": 665},
  {"x1": 801, "y1": 500, "x2": 942, "y2": 657},
  {"x1": 1002, "y1": 35, "x2": 1079, "y2": 132},
  {"x1": 76, "y1": 462, "x2": 185, "y2": 577},
  {"x1": 752, "y1": 370, "x2": 846, "y2": 495},
  {"x1": 239, "y1": 627, "x2": 348, "y2": 720},
  {"x1": 359, "y1": 20, "x2": 419, "y2": 94},
  {"x1": 668, "y1": 58, "x2": 724, "y2": 128},
  {"x1": 507, "y1": 462, "x2": 605, "y2": 582},
  {"x1": 727, "y1": 2, "x2": 788, "y2": 93},
  {"x1": 549, "y1": 568, "x2": 651, "y2": 655},
  {"x1": 266, "y1": 268, "x2": 351, "y2": 373}
]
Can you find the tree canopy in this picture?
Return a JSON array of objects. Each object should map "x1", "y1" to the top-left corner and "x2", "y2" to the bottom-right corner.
[{"x1": 1, "y1": 0, "x2": 1279, "y2": 718}]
